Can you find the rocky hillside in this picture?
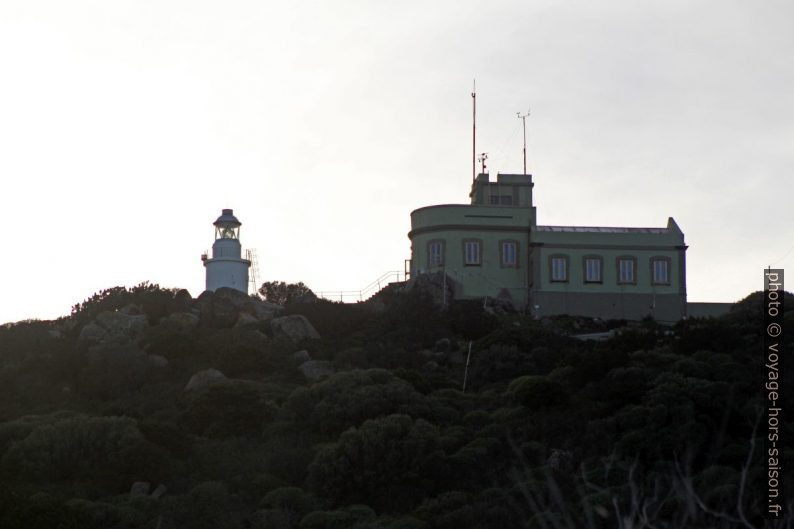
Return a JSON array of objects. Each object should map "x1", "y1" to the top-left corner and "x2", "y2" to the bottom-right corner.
[{"x1": 0, "y1": 282, "x2": 791, "y2": 528}]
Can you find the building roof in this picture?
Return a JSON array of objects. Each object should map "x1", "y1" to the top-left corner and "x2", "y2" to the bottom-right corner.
[
  {"x1": 536, "y1": 225, "x2": 667, "y2": 234},
  {"x1": 536, "y1": 217, "x2": 683, "y2": 235},
  {"x1": 213, "y1": 209, "x2": 241, "y2": 227}
]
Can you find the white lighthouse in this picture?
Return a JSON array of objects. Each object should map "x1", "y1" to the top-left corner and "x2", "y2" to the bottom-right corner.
[{"x1": 202, "y1": 209, "x2": 251, "y2": 293}]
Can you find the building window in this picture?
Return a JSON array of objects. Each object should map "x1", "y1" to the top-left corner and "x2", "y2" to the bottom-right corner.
[
  {"x1": 651, "y1": 257, "x2": 671, "y2": 285},
  {"x1": 500, "y1": 240, "x2": 518, "y2": 267},
  {"x1": 427, "y1": 240, "x2": 445, "y2": 268},
  {"x1": 489, "y1": 195, "x2": 513, "y2": 205},
  {"x1": 617, "y1": 256, "x2": 636, "y2": 284},
  {"x1": 463, "y1": 240, "x2": 481, "y2": 266},
  {"x1": 550, "y1": 255, "x2": 568, "y2": 282},
  {"x1": 584, "y1": 256, "x2": 602, "y2": 283}
]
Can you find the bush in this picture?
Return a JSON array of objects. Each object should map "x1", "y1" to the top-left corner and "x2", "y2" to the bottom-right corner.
[
  {"x1": 507, "y1": 375, "x2": 568, "y2": 409},
  {"x1": 71, "y1": 282, "x2": 187, "y2": 325},
  {"x1": 307, "y1": 414, "x2": 443, "y2": 511},
  {"x1": 259, "y1": 281, "x2": 313, "y2": 306},
  {"x1": 284, "y1": 369, "x2": 431, "y2": 435},
  {"x1": 185, "y1": 380, "x2": 278, "y2": 438},
  {"x1": 1, "y1": 416, "x2": 167, "y2": 494}
]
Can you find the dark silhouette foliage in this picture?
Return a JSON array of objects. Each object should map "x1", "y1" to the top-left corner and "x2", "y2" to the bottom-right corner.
[
  {"x1": 258, "y1": 281, "x2": 314, "y2": 306},
  {"x1": 0, "y1": 284, "x2": 791, "y2": 527}
]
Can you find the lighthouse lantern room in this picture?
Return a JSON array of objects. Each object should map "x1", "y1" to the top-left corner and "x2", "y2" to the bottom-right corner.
[{"x1": 202, "y1": 209, "x2": 251, "y2": 293}]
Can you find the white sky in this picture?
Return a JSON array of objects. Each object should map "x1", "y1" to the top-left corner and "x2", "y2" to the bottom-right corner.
[{"x1": 1, "y1": 0, "x2": 792, "y2": 324}]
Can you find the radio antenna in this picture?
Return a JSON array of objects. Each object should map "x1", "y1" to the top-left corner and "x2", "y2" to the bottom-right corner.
[
  {"x1": 517, "y1": 108, "x2": 530, "y2": 175},
  {"x1": 471, "y1": 80, "x2": 477, "y2": 182}
]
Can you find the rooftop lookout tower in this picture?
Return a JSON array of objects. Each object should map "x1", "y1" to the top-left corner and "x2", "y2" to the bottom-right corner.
[{"x1": 201, "y1": 209, "x2": 251, "y2": 293}]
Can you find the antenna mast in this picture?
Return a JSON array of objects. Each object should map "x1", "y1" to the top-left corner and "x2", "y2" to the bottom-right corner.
[
  {"x1": 472, "y1": 80, "x2": 476, "y2": 182},
  {"x1": 517, "y1": 108, "x2": 530, "y2": 175}
]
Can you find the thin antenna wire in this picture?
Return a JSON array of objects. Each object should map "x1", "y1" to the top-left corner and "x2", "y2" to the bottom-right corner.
[
  {"x1": 472, "y1": 80, "x2": 476, "y2": 183},
  {"x1": 769, "y1": 244, "x2": 794, "y2": 266},
  {"x1": 517, "y1": 109, "x2": 530, "y2": 175}
]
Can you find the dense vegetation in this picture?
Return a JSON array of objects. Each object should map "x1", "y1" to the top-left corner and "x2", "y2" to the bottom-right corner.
[{"x1": 0, "y1": 283, "x2": 791, "y2": 528}]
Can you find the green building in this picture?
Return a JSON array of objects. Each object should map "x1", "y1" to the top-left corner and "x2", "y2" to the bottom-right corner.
[{"x1": 408, "y1": 173, "x2": 687, "y2": 322}]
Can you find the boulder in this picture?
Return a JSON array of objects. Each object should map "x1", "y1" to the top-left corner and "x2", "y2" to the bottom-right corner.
[
  {"x1": 130, "y1": 481, "x2": 151, "y2": 496},
  {"x1": 207, "y1": 296, "x2": 238, "y2": 328},
  {"x1": 185, "y1": 369, "x2": 227, "y2": 392},
  {"x1": 94, "y1": 309, "x2": 149, "y2": 342},
  {"x1": 434, "y1": 337, "x2": 451, "y2": 353},
  {"x1": 213, "y1": 286, "x2": 251, "y2": 306},
  {"x1": 235, "y1": 312, "x2": 260, "y2": 329},
  {"x1": 173, "y1": 289, "x2": 194, "y2": 309},
  {"x1": 404, "y1": 271, "x2": 455, "y2": 307},
  {"x1": 298, "y1": 360, "x2": 335, "y2": 381},
  {"x1": 151, "y1": 484, "x2": 168, "y2": 499},
  {"x1": 292, "y1": 349, "x2": 311, "y2": 363},
  {"x1": 164, "y1": 312, "x2": 199, "y2": 329},
  {"x1": 244, "y1": 299, "x2": 284, "y2": 322},
  {"x1": 270, "y1": 315, "x2": 320, "y2": 342},
  {"x1": 77, "y1": 322, "x2": 108, "y2": 346},
  {"x1": 197, "y1": 288, "x2": 284, "y2": 328},
  {"x1": 148, "y1": 354, "x2": 169, "y2": 368}
]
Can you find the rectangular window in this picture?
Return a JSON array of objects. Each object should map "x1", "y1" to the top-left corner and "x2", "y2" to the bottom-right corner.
[
  {"x1": 428, "y1": 241, "x2": 444, "y2": 267},
  {"x1": 584, "y1": 257, "x2": 602, "y2": 283},
  {"x1": 618, "y1": 258, "x2": 635, "y2": 284},
  {"x1": 652, "y1": 259, "x2": 670, "y2": 284},
  {"x1": 551, "y1": 256, "x2": 568, "y2": 282},
  {"x1": 501, "y1": 241, "x2": 517, "y2": 267},
  {"x1": 489, "y1": 195, "x2": 513, "y2": 205},
  {"x1": 464, "y1": 241, "x2": 481, "y2": 265}
]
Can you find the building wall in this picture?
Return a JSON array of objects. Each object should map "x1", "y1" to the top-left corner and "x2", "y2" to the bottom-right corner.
[
  {"x1": 408, "y1": 173, "x2": 688, "y2": 321},
  {"x1": 409, "y1": 202, "x2": 533, "y2": 305},
  {"x1": 205, "y1": 259, "x2": 250, "y2": 292},
  {"x1": 411, "y1": 228, "x2": 531, "y2": 304},
  {"x1": 528, "y1": 224, "x2": 686, "y2": 321},
  {"x1": 531, "y1": 291, "x2": 684, "y2": 322},
  {"x1": 205, "y1": 239, "x2": 250, "y2": 293}
]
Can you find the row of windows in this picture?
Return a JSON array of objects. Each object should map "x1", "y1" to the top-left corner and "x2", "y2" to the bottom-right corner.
[
  {"x1": 426, "y1": 240, "x2": 672, "y2": 285},
  {"x1": 428, "y1": 239, "x2": 520, "y2": 268},
  {"x1": 550, "y1": 255, "x2": 672, "y2": 285}
]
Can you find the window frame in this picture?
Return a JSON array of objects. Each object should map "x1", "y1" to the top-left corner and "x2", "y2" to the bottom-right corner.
[
  {"x1": 462, "y1": 239, "x2": 482, "y2": 266},
  {"x1": 650, "y1": 256, "x2": 672, "y2": 285},
  {"x1": 427, "y1": 239, "x2": 445, "y2": 268},
  {"x1": 616, "y1": 255, "x2": 638, "y2": 285},
  {"x1": 499, "y1": 239, "x2": 519, "y2": 268},
  {"x1": 549, "y1": 254, "x2": 569, "y2": 283},
  {"x1": 583, "y1": 255, "x2": 603, "y2": 284}
]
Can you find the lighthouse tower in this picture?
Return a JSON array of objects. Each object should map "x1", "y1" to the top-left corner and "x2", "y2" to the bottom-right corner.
[{"x1": 202, "y1": 209, "x2": 251, "y2": 293}]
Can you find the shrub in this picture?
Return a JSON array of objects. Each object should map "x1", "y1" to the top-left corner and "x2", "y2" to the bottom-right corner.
[{"x1": 1, "y1": 416, "x2": 167, "y2": 493}]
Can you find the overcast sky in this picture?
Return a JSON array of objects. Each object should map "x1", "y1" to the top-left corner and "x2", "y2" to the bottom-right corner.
[{"x1": 1, "y1": 0, "x2": 792, "y2": 324}]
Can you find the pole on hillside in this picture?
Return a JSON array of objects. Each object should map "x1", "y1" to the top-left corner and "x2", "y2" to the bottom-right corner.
[{"x1": 462, "y1": 341, "x2": 473, "y2": 393}]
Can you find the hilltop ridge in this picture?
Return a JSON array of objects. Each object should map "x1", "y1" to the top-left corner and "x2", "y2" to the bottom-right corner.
[{"x1": 0, "y1": 283, "x2": 791, "y2": 528}]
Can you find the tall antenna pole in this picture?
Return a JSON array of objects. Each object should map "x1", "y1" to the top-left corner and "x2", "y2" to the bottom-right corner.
[
  {"x1": 517, "y1": 108, "x2": 530, "y2": 175},
  {"x1": 472, "y1": 80, "x2": 476, "y2": 183}
]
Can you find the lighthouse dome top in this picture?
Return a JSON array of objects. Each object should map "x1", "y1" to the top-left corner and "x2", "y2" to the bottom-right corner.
[{"x1": 213, "y1": 209, "x2": 241, "y2": 228}]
